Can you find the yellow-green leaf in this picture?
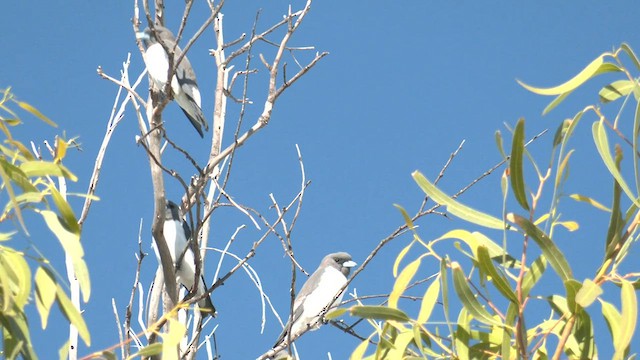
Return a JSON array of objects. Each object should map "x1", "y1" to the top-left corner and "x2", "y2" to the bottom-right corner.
[
  {"x1": 16, "y1": 101, "x2": 57, "y2": 127},
  {"x1": 19, "y1": 160, "x2": 77, "y2": 182},
  {"x1": 413, "y1": 171, "x2": 504, "y2": 229},
  {"x1": 349, "y1": 305, "x2": 410, "y2": 322},
  {"x1": 593, "y1": 121, "x2": 640, "y2": 208},
  {"x1": 569, "y1": 194, "x2": 611, "y2": 212},
  {"x1": 417, "y1": 276, "x2": 440, "y2": 323},
  {"x1": 393, "y1": 242, "x2": 413, "y2": 278},
  {"x1": 508, "y1": 214, "x2": 572, "y2": 282},
  {"x1": 510, "y1": 118, "x2": 529, "y2": 211},
  {"x1": 599, "y1": 80, "x2": 635, "y2": 103},
  {"x1": 575, "y1": 279, "x2": 602, "y2": 308},
  {"x1": 389, "y1": 258, "x2": 420, "y2": 308},
  {"x1": 451, "y1": 262, "x2": 503, "y2": 328},
  {"x1": 517, "y1": 55, "x2": 607, "y2": 95},
  {"x1": 615, "y1": 280, "x2": 636, "y2": 359},
  {"x1": 477, "y1": 246, "x2": 517, "y2": 303},
  {"x1": 56, "y1": 283, "x2": 90, "y2": 346},
  {"x1": 35, "y1": 268, "x2": 56, "y2": 329}
]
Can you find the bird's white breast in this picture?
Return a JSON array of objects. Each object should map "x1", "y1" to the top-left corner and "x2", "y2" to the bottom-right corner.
[
  {"x1": 144, "y1": 43, "x2": 170, "y2": 85},
  {"x1": 292, "y1": 266, "x2": 348, "y2": 335}
]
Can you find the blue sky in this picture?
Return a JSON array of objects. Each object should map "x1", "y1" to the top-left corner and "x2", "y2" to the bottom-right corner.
[{"x1": 2, "y1": 1, "x2": 640, "y2": 359}]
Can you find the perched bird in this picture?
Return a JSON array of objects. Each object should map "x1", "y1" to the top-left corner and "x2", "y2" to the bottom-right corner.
[
  {"x1": 273, "y1": 252, "x2": 357, "y2": 350},
  {"x1": 153, "y1": 200, "x2": 216, "y2": 317},
  {"x1": 136, "y1": 26, "x2": 208, "y2": 137}
]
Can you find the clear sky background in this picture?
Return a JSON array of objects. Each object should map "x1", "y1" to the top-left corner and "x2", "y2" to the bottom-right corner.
[{"x1": 2, "y1": 1, "x2": 640, "y2": 359}]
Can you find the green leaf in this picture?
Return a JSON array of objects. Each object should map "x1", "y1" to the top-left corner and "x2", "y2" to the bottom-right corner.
[
  {"x1": 555, "y1": 150, "x2": 574, "y2": 189},
  {"x1": 412, "y1": 171, "x2": 505, "y2": 229},
  {"x1": 350, "y1": 305, "x2": 410, "y2": 322},
  {"x1": 510, "y1": 118, "x2": 529, "y2": 211},
  {"x1": 19, "y1": 161, "x2": 77, "y2": 182},
  {"x1": 575, "y1": 279, "x2": 602, "y2": 308},
  {"x1": 621, "y1": 43, "x2": 640, "y2": 71},
  {"x1": 507, "y1": 214, "x2": 573, "y2": 282},
  {"x1": 2, "y1": 250, "x2": 31, "y2": 309},
  {"x1": 451, "y1": 262, "x2": 503, "y2": 328},
  {"x1": 390, "y1": 258, "x2": 421, "y2": 308},
  {"x1": 56, "y1": 284, "x2": 91, "y2": 346},
  {"x1": 477, "y1": 246, "x2": 517, "y2": 303},
  {"x1": 417, "y1": 276, "x2": 440, "y2": 323},
  {"x1": 386, "y1": 330, "x2": 414, "y2": 359},
  {"x1": 393, "y1": 204, "x2": 415, "y2": 231},
  {"x1": 0, "y1": 158, "x2": 27, "y2": 234},
  {"x1": 615, "y1": 280, "x2": 636, "y2": 359},
  {"x1": 569, "y1": 194, "x2": 611, "y2": 212},
  {"x1": 593, "y1": 121, "x2": 640, "y2": 207},
  {"x1": 161, "y1": 318, "x2": 186, "y2": 360},
  {"x1": 393, "y1": 242, "x2": 413, "y2": 278},
  {"x1": 438, "y1": 230, "x2": 520, "y2": 267},
  {"x1": 350, "y1": 336, "x2": 371, "y2": 360},
  {"x1": 517, "y1": 55, "x2": 616, "y2": 95},
  {"x1": 131, "y1": 343, "x2": 163, "y2": 357},
  {"x1": 599, "y1": 80, "x2": 635, "y2": 103},
  {"x1": 16, "y1": 101, "x2": 57, "y2": 127},
  {"x1": 600, "y1": 299, "x2": 621, "y2": 348},
  {"x1": 39, "y1": 209, "x2": 90, "y2": 302},
  {"x1": 35, "y1": 268, "x2": 56, "y2": 329},
  {"x1": 495, "y1": 130, "x2": 506, "y2": 159},
  {"x1": 543, "y1": 91, "x2": 572, "y2": 115}
]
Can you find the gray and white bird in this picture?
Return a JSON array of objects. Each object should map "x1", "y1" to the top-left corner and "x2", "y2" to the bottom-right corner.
[
  {"x1": 136, "y1": 26, "x2": 208, "y2": 137},
  {"x1": 153, "y1": 200, "x2": 216, "y2": 317},
  {"x1": 274, "y1": 252, "x2": 356, "y2": 350}
]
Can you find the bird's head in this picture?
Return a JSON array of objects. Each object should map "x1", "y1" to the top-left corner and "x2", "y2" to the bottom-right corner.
[
  {"x1": 325, "y1": 252, "x2": 357, "y2": 277},
  {"x1": 165, "y1": 200, "x2": 182, "y2": 221}
]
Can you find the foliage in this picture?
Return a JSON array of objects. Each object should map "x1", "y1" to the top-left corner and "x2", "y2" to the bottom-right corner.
[
  {"x1": 0, "y1": 88, "x2": 90, "y2": 359},
  {"x1": 348, "y1": 43, "x2": 640, "y2": 359}
]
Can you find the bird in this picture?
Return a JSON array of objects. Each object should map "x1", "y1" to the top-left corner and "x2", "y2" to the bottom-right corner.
[
  {"x1": 153, "y1": 200, "x2": 216, "y2": 317},
  {"x1": 273, "y1": 252, "x2": 357, "y2": 352},
  {"x1": 136, "y1": 26, "x2": 208, "y2": 137}
]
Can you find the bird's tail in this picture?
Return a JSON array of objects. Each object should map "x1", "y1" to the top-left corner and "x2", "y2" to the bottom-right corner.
[{"x1": 179, "y1": 98, "x2": 208, "y2": 138}]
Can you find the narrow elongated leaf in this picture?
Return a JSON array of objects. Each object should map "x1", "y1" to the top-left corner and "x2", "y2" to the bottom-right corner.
[
  {"x1": 600, "y1": 299, "x2": 621, "y2": 347},
  {"x1": 2, "y1": 251, "x2": 31, "y2": 308},
  {"x1": 19, "y1": 161, "x2": 77, "y2": 182},
  {"x1": 412, "y1": 171, "x2": 505, "y2": 229},
  {"x1": 417, "y1": 276, "x2": 440, "y2": 323},
  {"x1": 569, "y1": 194, "x2": 611, "y2": 212},
  {"x1": 555, "y1": 150, "x2": 574, "y2": 189},
  {"x1": 393, "y1": 242, "x2": 413, "y2": 278},
  {"x1": 615, "y1": 280, "x2": 636, "y2": 359},
  {"x1": 593, "y1": 121, "x2": 640, "y2": 207},
  {"x1": 389, "y1": 258, "x2": 421, "y2": 308},
  {"x1": 621, "y1": 43, "x2": 640, "y2": 71},
  {"x1": 451, "y1": 262, "x2": 503, "y2": 327},
  {"x1": 495, "y1": 130, "x2": 506, "y2": 159},
  {"x1": 517, "y1": 56, "x2": 616, "y2": 95},
  {"x1": 161, "y1": 318, "x2": 186, "y2": 360},
  {"x1": 477, "y1": 246, "x2": 517, "y2": 303},
  {"x1": 599, "y1": 80, "x2": 635, "y2": 103},
  {"x1": 576, "y1": 279, "x2": 602, "y2": 308},
  {"x1": 349, "y1": 305, "x2": 410, "y2": 322},
  {"x1": 350, "y1": 337, "x2": 370, "y2": 360},
  {"x1": 35, "y1": 267, "x2": 56, "y2": 329},
  {"x1": 132, "y1": 343, "x2": 163, "y2": 357},
  {"x1": 39, "y1": 210, "x2": 90, "y2": 302},
  {"x1": 56, "y1": 284, "x2": 90, "y2": 346},
  {"x1": 508, "y1": 214, "x2": 573, "y2": 282},
  {"x1": 543, "y1": 91, "x2": 572, "y2": 115},
  {"x1": 387, "y1": 331, "x2": 415, "y2": 358},
  {"x1": 16, "y1": 101, "x2": 56, "y2": 126},
  {"x1": 510, "y1": 118, "x2": 529, "y2": 211}
]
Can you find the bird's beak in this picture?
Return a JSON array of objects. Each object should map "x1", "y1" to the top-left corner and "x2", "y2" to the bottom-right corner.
[
  {"x1": 136, "y1": 31, "x2": 148, "y2": 41},
  {"x1": 344, "y1": 260, "x2": 357, "y2": 268}
]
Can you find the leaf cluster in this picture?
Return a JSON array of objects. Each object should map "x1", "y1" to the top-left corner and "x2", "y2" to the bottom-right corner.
[{"x1": 347, "y1": 43, "x2": 640, "y2": 359}]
